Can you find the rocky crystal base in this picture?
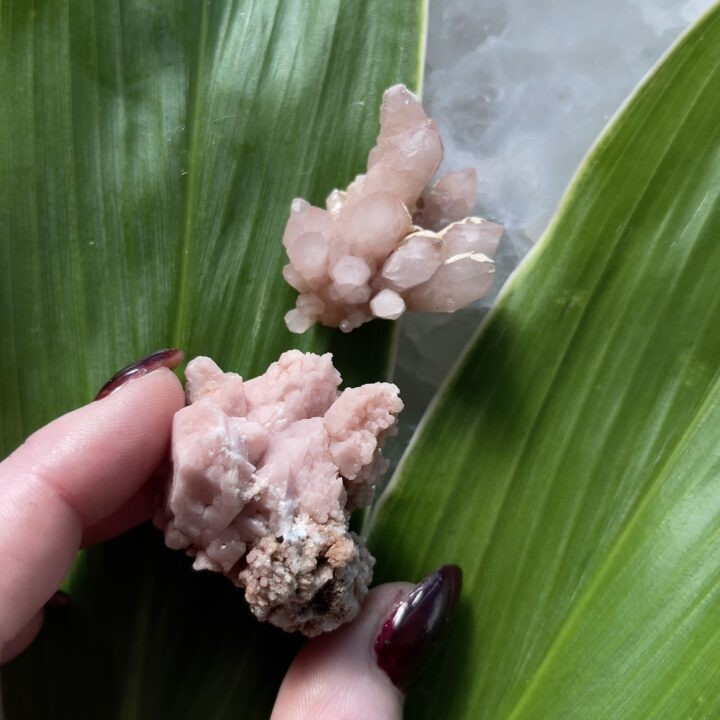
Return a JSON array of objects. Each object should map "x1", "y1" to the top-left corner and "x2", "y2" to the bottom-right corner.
[
  {"x1": 282, "y1": 84, "x2": 503, "y2": 334},
  {"x1": 156, "y1": 351, "x2": 403, "y2": 635}
]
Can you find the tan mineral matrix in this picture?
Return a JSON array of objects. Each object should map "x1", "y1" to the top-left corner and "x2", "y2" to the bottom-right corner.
[
  {"x1": 156, "y1": 351, "x2": 403, "y2": 635},
  {"x1": 282, "y1": 84, "x2": 503, "y2": 333}
]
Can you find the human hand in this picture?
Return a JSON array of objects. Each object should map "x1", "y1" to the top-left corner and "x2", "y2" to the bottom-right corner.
[{"x1": 0, "y1": 351, "x2": 461, "y2": 719}]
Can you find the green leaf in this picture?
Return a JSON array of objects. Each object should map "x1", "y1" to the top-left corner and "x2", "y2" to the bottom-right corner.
[
  {"x1": 0, "y1": 0, "x2": 424, "y2": 716},
  {"x1": 368, "y1": 5, "x2": 720, "y2": 718},
  {"x1": 0, "y1": 0, "x2": 425, "y2": 452}
]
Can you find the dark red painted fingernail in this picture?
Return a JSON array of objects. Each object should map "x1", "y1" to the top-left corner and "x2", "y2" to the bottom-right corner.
[
  {"x1": 374, "y1": 564, "x2": 462, "y2": 689},
  {"x1": 95, "y1": 349, "x2": 183, "y2": 400}
]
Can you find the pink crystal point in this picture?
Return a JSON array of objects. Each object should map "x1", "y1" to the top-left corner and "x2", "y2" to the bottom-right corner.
[
  {"x1": 281, "y1": 84, "x2": 504, "y2": 333},
  {"x1": 357, "y1": 85, "x2": 443, "y2": 210},
  {"x1": 380, "y1": 231, "x2": 444, "y2": 291},
  {"x1": 157, "y1": 351, "x2": 403, "y2": 636},
  {"x1": 413, "y1": 168, "x2": 479, "y2": 231}
]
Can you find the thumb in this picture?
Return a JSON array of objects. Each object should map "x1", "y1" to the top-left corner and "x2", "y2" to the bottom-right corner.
[{"x1": 271, "y1": 565, "x2": 461, "y2": 720}]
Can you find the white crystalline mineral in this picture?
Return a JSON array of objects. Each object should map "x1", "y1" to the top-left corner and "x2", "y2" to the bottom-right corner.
[
  {"x1": 156, "y1": 351, "x2": 403, "y2": 636},
  {"x1": 391, "y1": 0, "x2": 716, "y2": 445},
  {"x1": 282, "y1": 84, "x2": 503, "y2": 333}
]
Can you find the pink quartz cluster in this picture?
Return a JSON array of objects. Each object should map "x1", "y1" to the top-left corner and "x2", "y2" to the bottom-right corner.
[
  {"x1": 282, "y1": 84, "x2": 503, "y2": 333},
  {"x1": 156, "y1": 350, "x2": 403, "y2": 636}
]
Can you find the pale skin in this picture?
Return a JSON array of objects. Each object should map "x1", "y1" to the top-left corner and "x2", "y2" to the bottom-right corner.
[{"x1": 0, "y1": 368, "x2": 409, "y2": 719}]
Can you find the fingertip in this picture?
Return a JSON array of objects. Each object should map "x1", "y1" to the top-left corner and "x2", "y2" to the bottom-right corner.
[
  {"x1": 272, "y1": 566, "x2": 463, "y2": 720},
  {"x1": 271, "y1": 583, "x2": 411, "y2": 720},
  {"x1": 0, "y1": 362, "x2": 185, "y2": 650},
  {"x1": 1, "y1": 610, "x2": 44, "y2": 665},
  {"x1": 141, "y1": 364, "x2": 185, "y2": 403}
]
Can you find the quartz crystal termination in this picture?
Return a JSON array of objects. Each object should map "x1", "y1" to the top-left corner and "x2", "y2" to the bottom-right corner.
[
  {"x1": 156, "y1": 351, "x2": 403, "y2": 636},
  {"x1": 282, "y1": 84, "x2": 503, "y2": 334}
]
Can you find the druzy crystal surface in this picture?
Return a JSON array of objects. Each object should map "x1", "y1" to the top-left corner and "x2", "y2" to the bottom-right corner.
[
  {"x1": 156, "y1": 351, "x2": 403, "y2": 636},
  {"x1": 282, "y1": 84, "x2": 503, "y2": 333}
]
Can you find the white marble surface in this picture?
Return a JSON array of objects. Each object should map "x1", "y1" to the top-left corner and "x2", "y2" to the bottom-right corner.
[{"x1": 391, "y1": 0, "x2": 715, "y2": 454}]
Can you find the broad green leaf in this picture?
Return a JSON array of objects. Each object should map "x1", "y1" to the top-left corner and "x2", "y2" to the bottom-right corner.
[
  {"x1": 0, "y1": 0, "x2": 425, "y2": 452},
  {"x1": 0, "y1": 0, "x2": 424, "y2": 716},
  {"x1": 369, "y1": 5, "x2": 720, "y2": 718}
]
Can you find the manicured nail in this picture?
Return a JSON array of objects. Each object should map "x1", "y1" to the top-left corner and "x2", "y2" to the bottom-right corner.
[
  {"x1": 95, "y1": 348, "x2": 183, "y2": 400},
  {"x1": 374, "y1": 564, "x2": 462, "y2": 689}
]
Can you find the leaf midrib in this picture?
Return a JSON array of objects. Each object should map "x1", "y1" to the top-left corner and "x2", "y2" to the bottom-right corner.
[{"x1": 171, "y1": 0, "x2": 209, "y2": 348}]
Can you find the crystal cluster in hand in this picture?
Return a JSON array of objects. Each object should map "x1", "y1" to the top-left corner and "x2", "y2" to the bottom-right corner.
[
  {"x1": 156, "y1": 351, "x2": 403, "y2": 636},
  {"x1": 282, "y1": 84, "x2": 503, "y2": 334}
]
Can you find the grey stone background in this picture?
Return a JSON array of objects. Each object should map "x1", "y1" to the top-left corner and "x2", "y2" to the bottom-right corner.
[{"x1": 390, "y1": 0, "x2": 714, "y2": 459}]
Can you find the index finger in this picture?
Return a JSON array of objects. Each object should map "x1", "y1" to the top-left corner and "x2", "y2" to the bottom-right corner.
[{"x1": 0, "y1": 367, "x2": 184, "y2": 652}]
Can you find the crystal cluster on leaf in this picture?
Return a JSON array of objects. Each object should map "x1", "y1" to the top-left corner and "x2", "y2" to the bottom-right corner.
[
  {"x1": 282, "y1": 84, "x2": 503, "y2": 333},
  {"x1": 156, "y1": 351, "x2": 403, "y2": 636}
]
